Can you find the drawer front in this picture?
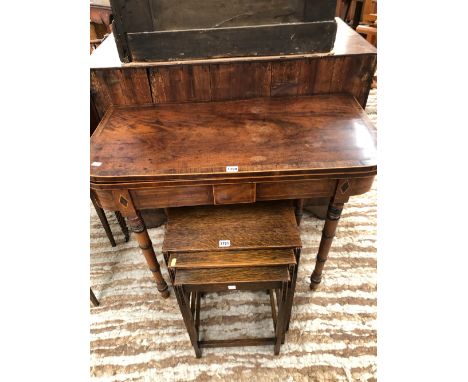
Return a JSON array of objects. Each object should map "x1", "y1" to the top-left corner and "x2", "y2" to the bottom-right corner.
[
  {"x1": 213, "y1": 183, "x2": 256, "y2": 205},
  {"x1": 133, "y1": 185, "x2": 213, "y2": 209},
  {"x1": 256, "y1": 179, "x2": 336, "y2": 200}
]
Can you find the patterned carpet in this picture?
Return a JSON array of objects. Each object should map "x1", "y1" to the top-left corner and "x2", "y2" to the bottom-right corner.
[{"x1": 90, "y1": 89, "x2": 377, "y2": 382}]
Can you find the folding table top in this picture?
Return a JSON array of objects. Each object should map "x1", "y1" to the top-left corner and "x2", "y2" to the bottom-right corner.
[{"x1": 90, "y1": 93, "x2": 377, "y2": 184}]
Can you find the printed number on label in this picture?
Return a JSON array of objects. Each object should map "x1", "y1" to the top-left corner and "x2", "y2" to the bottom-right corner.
[
  {"x1": 228, "y1": 285, "x2": 236, "y2": 290},
  {"x1": 219, "y1": 240, "x2": 231, "y2": 247},
  {"x1": 226, "y1": 166, "x2": 238, "y2": 173}
]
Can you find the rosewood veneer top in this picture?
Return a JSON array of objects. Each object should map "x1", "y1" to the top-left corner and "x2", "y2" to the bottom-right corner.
[{"x1": 90, "y1": 94, "x2": 377, "y2": 184}]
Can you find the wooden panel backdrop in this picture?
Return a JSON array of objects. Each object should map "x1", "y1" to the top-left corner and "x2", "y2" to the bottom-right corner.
[{"x1": 91, "y1": 55, "x2": 376, "y2": 119}]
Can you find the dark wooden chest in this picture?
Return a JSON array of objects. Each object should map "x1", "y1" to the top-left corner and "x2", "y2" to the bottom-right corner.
[{"x1": 110, "y1": 0, "x2": 337, "y2": 62}]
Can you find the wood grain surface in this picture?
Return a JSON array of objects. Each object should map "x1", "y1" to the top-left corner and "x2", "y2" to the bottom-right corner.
[
  {"x1": 162, "y1": 201, "x2": 301, "y2": 252},
  {"x1": 90, "y1": 94, "x2": 376, "y2": 183},
  {"x1": 90, "y1": 18, "x2": 376, "y2": 118},
  {"x1": 168, "y1": 249, "x2": 296, "y2": 269},
  {"x1": 174, "y1": 266, "x2": 290, "y2": 286}
]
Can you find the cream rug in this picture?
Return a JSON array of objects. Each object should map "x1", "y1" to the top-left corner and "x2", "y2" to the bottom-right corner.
[{"x1": 90, "y1": 89, "x2": 377, "y2": 382}]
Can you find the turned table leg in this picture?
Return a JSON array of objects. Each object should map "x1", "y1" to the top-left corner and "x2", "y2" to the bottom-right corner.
[
  {"x1": 127, "y1": 214, "x2": 170, "y2": 298},
  {"x1": 310, "y1": 201, "x2": 344, "y2": 291},
  {"x1": 114, "y1": 190, "x2": 170, "y2": 299}
]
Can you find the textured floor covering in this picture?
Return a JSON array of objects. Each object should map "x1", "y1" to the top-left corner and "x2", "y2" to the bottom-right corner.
[{"x1": 90, "y1": 89, "x2": 377, "y2": 382}]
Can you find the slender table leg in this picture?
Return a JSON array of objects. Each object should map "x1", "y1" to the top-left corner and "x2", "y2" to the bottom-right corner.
[
  {"x1": 269, "y1": 290, "x2": 277, "y2": 330},
  {"x1": 274, "y1": 280, "x2": 288, "y2": 355},
  {"x1": 90, "y1": 288, "x2": 99, "y2": 307},
  {"x1": 114, "y1": 190, "x2": 170, "y2": 299},
  {"x1": 175, "y1": 286, "x2": 202, "y2": 358},
  {"x1": 127, "y1": 214, "x2": 170, "y2": 298},
  {"x1": 294, "y1": 199, "x2": 304, "y2": 225},
  {"x1": 195, "y1": 292, "x2": 201, "y2": 334},
  {"x1": 115, "y1": 211, "x2": 130, "y2": 242},
  {"x1": 283, "y1": 248, "x2": 301, "y2": 335},
  {"x1": 310, "y1": 201, "x2": 344, "y2": 291},
  {"x1": 91, "y1": 194, "x2": 116, "y2": 247}
]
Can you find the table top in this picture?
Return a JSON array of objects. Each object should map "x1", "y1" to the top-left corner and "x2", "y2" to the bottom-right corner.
[
  {"x1": 90, "y1": 93, "x2": 376, "y2": 184},
  {"x1": 163, "y1": 201, "x2": 301, "y2": 252},
  {"x1": 90, "y1": 17, "x2": 376, "y2": 70}
]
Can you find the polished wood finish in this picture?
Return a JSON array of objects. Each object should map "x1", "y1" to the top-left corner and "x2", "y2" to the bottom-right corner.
[
  {"x1": 149, "y1": 65, "x2": 212, "y2": 103},
  {"x1": 174, "y1": 266, "x2": 290, "y2": 288},
  {"x1": 90, "y1": 18, "x2": 376, "y2": 120},
  {"x1": 132, "y1": 185, "x2": 214, "y2": 209},
  {"x1": 309, "y1": 178, "x2": 354, "y2": 290},
  {"x1": 164, "y1": 201, "x2": 301, "y2": 356},
  {"x1": 164, "y1": 200, "x2": 300, "y2": 356},
  {"x1": 213, "y1": 183, "x2": 256, "y2": 205},
  {"x1": 168, "y1": 249, "x2": 296, "y2": 269},
  {"x1": 90, "y1": 94, "x2": 376, "y2": 300},
  {"x1": 174, "y1": 268, "x2": 290, "y2": 356},
  {"x1": 310, "y1": 201, "x2": 343, "y2": 290},
  {"x1": 284, "y1": 248, "x2": 301, "y2": 335},
  {"x1": 173, "y1": 285, "x2": 202, "y2": 357},
  {"x1": 111, "y1": 190, "x2": 170, "y2": 298},
  {"x1": 162, "y1": 202, "x2": 301, "y2": 253},
  {"x1": 91, "y1": 175, "x2": 375, "y2": 210},
  {"x1": 256, "y1": 179, "x2": 335, "y2": 200},
  {"x1": 90, "y1": 94, "x2": 376, "y2": 184}
]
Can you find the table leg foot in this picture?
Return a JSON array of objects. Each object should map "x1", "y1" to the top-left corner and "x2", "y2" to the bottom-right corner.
[
  {"x1": 309, "y1": 202, "x2": 344, "y2": 292},
  {"x1": 160, "y1": 287, "x2": 170, "y2": 299},
  {"x1": 127, "y1": 214, "x2": 170, "y2": 299},
  {"x1": 309, "y1": 279, "x2": 321, "y2": 291}
]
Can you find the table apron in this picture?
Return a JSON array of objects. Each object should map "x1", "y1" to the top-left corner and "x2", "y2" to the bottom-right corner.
[{"x1": 92, "y1": 176, "x2": 374, "y2": 211}]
